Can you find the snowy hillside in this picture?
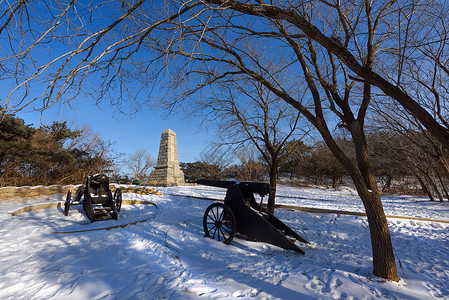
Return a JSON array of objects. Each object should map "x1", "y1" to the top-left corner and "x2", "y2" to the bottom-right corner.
[{"x1": 0, "y1": 185, "x2": 448, "y2": 299}]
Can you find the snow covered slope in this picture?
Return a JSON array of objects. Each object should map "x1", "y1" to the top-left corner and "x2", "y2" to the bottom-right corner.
[{"x1": 0, "y1": 185, "x2": 447, "y2": 299}]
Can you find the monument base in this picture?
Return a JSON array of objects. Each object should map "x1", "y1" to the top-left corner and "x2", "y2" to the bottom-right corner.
[{"x1": 149, "y1": 166, "x2": 185, "y2": 187}]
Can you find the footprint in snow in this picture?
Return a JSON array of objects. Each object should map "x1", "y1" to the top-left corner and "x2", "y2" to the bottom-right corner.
[
  {"x1": 367, "y1": 286, "x2": 394, "y2": 299},
  {"x1": 330, "y1": 277, "x2": 343, "y2": 289},
  {"x1": 305, "y1": 276, "x2": 323, "y2": 293},
  {"x1": 329, "y1": 278, "x2": 344, "y2": 300},
  {"x1": 232, "y1": 288, "x2": 258, "y2": 297}
]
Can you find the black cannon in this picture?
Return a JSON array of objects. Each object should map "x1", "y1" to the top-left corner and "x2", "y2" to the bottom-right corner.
[
  {"x1": 64, "y1": 174, "x2": 122, "y2": 223},
  {"x1": 198, "y1": 179, "x2": 308, "y2": 254}
]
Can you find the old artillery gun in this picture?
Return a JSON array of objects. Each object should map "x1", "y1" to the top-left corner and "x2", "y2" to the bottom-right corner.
[
  {"x1": 64, "y1": 174, "x2": 122, "y2": 223},
  {"x1": 198, "y1": 179, "x2": 309, "y2": 254}
]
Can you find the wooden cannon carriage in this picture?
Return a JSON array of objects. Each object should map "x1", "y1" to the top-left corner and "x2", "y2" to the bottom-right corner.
[
  {"x1": 198, "y1": 179, "x2": 309, "y2": 254},
  {"x1": 64, "y1": 174, "x2": 122, "y2": 222}
]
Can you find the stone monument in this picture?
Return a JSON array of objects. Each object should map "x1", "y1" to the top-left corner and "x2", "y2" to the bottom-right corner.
[{"x1": 149, "y1": 128, "x2": 185, "y2": 186}]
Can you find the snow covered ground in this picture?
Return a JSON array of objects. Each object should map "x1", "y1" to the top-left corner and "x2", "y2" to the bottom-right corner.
[{"x1": 0, "y1": 185, "x2": 448, "y2": 299}]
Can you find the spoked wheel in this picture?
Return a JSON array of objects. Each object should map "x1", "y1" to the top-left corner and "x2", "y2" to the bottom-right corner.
[
  {"x1": 64, "y1": 189, "x2": 71, "y2": 216},
  {"x1": 108, "y1": 191, "x2": 118, "y2": 220},
  {"x1": 113, "y1": 189, "x2": 122, "y2": 212},
  {"x1": 83, "y1": 192, "x2": 95, "y2": 222},
  {"x1": 203, "y1": 203, "x2": 236, "y2": 245}
]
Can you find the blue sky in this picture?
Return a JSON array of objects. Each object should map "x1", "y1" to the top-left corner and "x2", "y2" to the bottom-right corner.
[
  {"x1": 1, "y1": 2, "x2": 217, "y2": 164},
  {"x1": 16, "y1": 101, "x2": 214, "y2": 164}
]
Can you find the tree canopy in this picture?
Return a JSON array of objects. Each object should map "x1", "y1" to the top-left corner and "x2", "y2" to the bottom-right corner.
[{"x1": 0, "y1": 112, "x2": 112, "y2": 186}]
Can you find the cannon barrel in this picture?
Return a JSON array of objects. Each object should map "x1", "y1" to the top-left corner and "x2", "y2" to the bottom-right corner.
[
  {"x1": 197, "y1": 179, "x2": 236, "y2": 189},
  {"x1": 197, "y1": 179, "x2": 271, "y2": 197}
]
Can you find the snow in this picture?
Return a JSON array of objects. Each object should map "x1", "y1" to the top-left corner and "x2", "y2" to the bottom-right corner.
[{"x1": 0, "y1": 185, "x2": 448, "y2": 299}]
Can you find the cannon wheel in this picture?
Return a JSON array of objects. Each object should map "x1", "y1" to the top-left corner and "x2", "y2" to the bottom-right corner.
[
  {"x1": 108, "y1": 191, "x2": 118, "y2": 220},
  {"x1": 113, "y1": 189, "x2": 122, "y2": 212},
  {"x1": 83, "y1": 192, "x2": 95, "y2": 222},
  {"x1": 64, "y1": 189, "x2": 71, "y2": 216},
  {"x1": 203, "y1": 203, "x2": 236, "y2": 245}
]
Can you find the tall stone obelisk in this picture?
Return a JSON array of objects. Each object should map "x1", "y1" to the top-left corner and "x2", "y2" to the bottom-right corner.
[{"x1": 149, "y1": 129, "x2": 185, "y2": 186}]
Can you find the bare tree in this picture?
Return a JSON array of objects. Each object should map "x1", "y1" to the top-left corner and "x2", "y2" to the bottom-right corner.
[
  {"x1": 3, "y1": 0, "x2": 449, "y2": 282},
  {"x1": 198, "y1": 146, "x2": 231, "y2": 172},
  {"x1": 233, "y1": 148, "x2": 265, "y2": 182},
  {"x1": 371, "y1": 100, "x2": 449, "y2": 201},
  {"x1": 122, "y1": 149, "x2": 155, "y2": 181},
  {"x1": 2, "y1": 1, "x2": 448, "y2": 153},
  {"x1": 195, "y1": 79, "x2": 308, "y2": 213}
]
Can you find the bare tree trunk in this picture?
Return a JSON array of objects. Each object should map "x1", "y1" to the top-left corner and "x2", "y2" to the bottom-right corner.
[
  {"x1": 267, "y1": 159, "x2": 278, "y2": 214},
  {"x1": 332, "y1": 176, "x2": 338, "y2": 189},
  {"x1": 424, "y1": 169, "x2": 444, "y2": 202},
  {"x1": 362, "y1": 188, "x2": 399, "y2": 281},
  {"x1": 333, "y1": 155, "x2": 399, "y2": 281},
  {"x1": 382, "y1": 175, "x2": 392, "y2": 192},
  {"x1": 350, "y1": 123, "x2": 399, "y2": 282},
  {"x1": 435, "y1": 169, "x2": 449, "y2": 201},
  {"x1": 414, "y1": 171, "x2": 435, "y2": 201},
  {"x1": 314, "y1": 119, "x2": 399, "y2": 281}
]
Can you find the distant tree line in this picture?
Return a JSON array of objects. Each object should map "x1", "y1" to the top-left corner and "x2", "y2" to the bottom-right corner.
[
  {"x1": 4, "y1": 106, "x2": 448, "y2": 202},
  {"x1": 180, "y1": 140, "x2": 345, "y2": 186},
  {"x1": 181, "y1": 133, "x2": 449, "y2": 202},
  {"x1": 0, "y1": 111, "x2": 113, "y2": 186}
]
